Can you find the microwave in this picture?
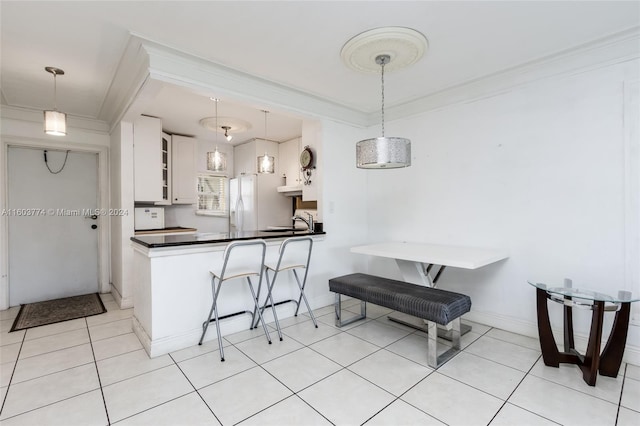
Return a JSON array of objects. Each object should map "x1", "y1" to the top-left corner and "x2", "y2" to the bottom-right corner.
[{"x1": 134, "y1": 207, "x2": 165, "y2": 230}]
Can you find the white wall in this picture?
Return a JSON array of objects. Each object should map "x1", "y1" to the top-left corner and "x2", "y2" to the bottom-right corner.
[
  {"x1": 295, "y1": 118, "x2": 370, "y2": 307},
  {"x1": 361, "y1": 60, "x2": 640, "y2": 361},
  {"x1": 110, "y1": 121, "x2": 135, "y2": 308}
]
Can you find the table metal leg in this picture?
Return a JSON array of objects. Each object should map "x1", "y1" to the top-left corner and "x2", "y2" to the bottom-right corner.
[
  {"x1": 392, "y1": 260, "x2": 468, "y2": 340},
  {"x1": 395, "y1": 259, "x2": 433, "y2": 286}
]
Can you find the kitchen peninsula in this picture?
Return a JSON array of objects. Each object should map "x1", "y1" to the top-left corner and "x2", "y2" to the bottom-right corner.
[{"x1": 130, "y1": 230, "x2": 326, "y2": 357}]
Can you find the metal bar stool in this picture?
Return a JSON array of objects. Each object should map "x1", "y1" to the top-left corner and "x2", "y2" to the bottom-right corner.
[
  {"x1": 198, "y1": 239, "x2": 271, "y2": 361},
  {"x1": 252, "y1": 236, "x2": 318, "y2": 339}
]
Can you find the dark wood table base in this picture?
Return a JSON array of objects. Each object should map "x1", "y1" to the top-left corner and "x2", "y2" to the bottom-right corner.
[{"x1": 535, "y1": 288, "x2": 631, "y2": 386}]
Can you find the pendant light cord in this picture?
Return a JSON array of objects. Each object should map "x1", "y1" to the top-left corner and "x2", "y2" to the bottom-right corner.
[
  {"x1": 53, "y1": 73, "x2": 58, "y2": 110},
  {"x1": 263, "y1": 110, "x2": 268, "y2": 139},
  {"x1": 214, "y1": 98, "x2": 219, "y2": 150},
  {"x1": 43, "y1": 149, "x2": 70, "y2": 174},
  {"x1": 381, "y1": 60, "x2": 385, "y2": 137}
]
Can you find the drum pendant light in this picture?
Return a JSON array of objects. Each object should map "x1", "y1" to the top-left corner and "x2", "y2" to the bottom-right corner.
[
  {"x1": 341, "y1": 27, "x2": 428, "y2": 169},
  {"x1": 356, "y1": 55, "x2": 411, "y2": 169},
  {"x1": 43, "y1": 66, "x2": 67, "y2": 136}
]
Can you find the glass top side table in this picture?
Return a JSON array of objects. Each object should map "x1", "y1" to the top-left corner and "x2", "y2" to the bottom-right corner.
[{"x1": 528, "y1": 280, "x2": 638, "y2": 386}]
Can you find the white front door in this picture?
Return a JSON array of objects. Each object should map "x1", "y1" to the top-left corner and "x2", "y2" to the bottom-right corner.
[{"x1": 8, "y1": 146, "x2": 99, "y2": 305}]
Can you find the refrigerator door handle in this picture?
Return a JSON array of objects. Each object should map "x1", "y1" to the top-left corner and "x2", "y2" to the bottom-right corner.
[{"x1": 235, "y1": 195, "x2": 244, "y2": 231}]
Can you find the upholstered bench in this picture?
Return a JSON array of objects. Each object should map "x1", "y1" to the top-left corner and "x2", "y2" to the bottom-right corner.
[{"x1": 329, "y1": 273, "x2": 472, "y2": 368}]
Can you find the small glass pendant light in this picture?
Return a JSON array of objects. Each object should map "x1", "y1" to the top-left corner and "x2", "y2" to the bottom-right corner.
[
  {"x1": 257, "y1": 110, "x2": 275, "y2": 174},
  {"x1": 43, "y1": 67, "x2": 67, "y2": 136},
  {"x1": 207, "y1": 148, "x2": 227, "y2": 172},
  {"x1": 207, "y1": 98, "x2": 227, "y2": 172},
  {"x1": 257, "y1": 153, "x2": 274, "y2": 174}
]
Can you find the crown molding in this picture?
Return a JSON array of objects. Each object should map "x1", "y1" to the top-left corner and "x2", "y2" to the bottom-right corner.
[
  {"x1": 383, "y1": 26, "x2": 640, "y2": 124},
  {"x1": 137, "y1": 36, "x2": 369, "y2": 127},
  {"x1": 102, "y1": 27, "x2": 640, "y2": 132},
  {"x1": 98, "y1": 35, "x2": 152, "y2": 130}
]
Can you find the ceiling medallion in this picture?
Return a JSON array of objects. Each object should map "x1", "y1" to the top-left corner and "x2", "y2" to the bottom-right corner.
[
  {"x1": 199, "y1": 116, "x2": 251, "y2": 136},
  {"x1": 340, "y1": 26, "x2": 428, "y2": 74}
]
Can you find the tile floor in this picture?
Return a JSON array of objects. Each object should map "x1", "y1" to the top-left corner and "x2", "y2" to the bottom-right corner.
[{"x1": 1, "y1": 293, "x2": 639, "y2": 425}]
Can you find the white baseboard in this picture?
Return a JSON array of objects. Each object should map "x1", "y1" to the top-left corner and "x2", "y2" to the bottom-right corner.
[
  {"x1": 132, "y1": 292, "x2": 337, "y2": 358},
  {"x1": 132, "y1": 314, "x2": 253, "y2": 358},
  {"x1": 465, "y1": 310, "x2": 640, "y2": 367},
  {"x1": 109, "y1": 283, "x2": 133, "y2": 309}
]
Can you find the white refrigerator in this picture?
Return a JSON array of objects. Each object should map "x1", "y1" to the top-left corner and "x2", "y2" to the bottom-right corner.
[{"x1": 229, "y1": 174, "x2": 291, "y2": 231}]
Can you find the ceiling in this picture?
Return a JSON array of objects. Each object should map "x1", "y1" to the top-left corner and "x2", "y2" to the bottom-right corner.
[{"x1": 1, "y1": 1, "x2": 639, "y2": 144}]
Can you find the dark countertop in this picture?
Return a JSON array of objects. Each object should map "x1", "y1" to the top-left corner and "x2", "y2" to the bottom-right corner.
[
  {"x1": 131, "y1": 229, "x2": 326, "y2": 248},
  {"x1": 134, "y1": 226, "x2": 198, "y2": 235}
]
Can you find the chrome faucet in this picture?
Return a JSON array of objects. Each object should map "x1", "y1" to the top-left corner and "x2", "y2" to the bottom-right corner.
[{"x1": 292, "y1": 212, "x2": 314, "y2": 232}]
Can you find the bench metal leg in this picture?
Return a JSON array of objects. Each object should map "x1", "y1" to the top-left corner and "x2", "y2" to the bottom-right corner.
[
  {"x1": 334, "y1": 293, "x2": 366, "y2": 327},
  {"x1": 427, "y1": 317, "x2": 461, "y2": 369}
]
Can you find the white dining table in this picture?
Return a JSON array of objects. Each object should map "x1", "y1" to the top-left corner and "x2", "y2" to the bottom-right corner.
[
  {"x1": 350, "y1": 241, "x2": 509, "y2": 337},
  {"x1": 350, "y1": 241, "x2": 509, "y2": 287}
]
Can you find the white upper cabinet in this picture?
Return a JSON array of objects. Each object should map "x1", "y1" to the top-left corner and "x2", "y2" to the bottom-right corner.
[
  {"x1": 233, "y1": 138, "x2": 280, "y2": 177},
  {"x1": 233, "y1": 142, "x2": 255, "y2": 177},
  {"x1": 279, "y1": 137, "x2": 302, "y2": 186},
  {"x1": 134, "y1": 116, "x2": 168, "y2": 203},
  {"x1": 171, "y1": 135, "x2": 197, "y2": 204}
]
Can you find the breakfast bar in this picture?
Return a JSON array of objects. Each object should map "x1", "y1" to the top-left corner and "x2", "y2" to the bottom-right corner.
[{"x1": 130, "y1": 230, "x2": 325, "y2": 357}]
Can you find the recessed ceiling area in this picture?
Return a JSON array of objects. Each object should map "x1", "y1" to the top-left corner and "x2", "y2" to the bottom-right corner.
[{"x1": 141, "y1": 83, "x2": 304, "y2": 145}]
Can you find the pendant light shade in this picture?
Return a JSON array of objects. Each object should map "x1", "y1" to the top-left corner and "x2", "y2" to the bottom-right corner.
[
  {"x1": 44, "y1": 110, "x2": 67, "y2": 136},
  {"x1": 206, "y1": 98, "x2": 227, "y2": 172},
  {"x1": 207, "y1": 148, "x2": 227, "y2": 172},
  {"x1": 44, "y1": 67, "x2": 66, "y2": 136},
  {"x1": 257, "y1": 110, "x2": 275, "y2": 174},
  {"x1": 356, "y1": 136, "x2": 411, "y2": 168},
  {"x1": 257, "y1": 154, "x2": 275, "y2": 174}
]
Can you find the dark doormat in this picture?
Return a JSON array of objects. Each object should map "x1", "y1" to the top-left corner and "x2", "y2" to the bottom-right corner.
[{"x1": 10, "y1": 293, "x2": 107, "y2": 332}]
